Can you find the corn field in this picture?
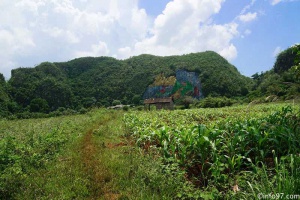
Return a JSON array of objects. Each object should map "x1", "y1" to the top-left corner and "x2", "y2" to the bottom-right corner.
[{"x1": 124, "y1": 103, "x2": 300, "y2": 199}]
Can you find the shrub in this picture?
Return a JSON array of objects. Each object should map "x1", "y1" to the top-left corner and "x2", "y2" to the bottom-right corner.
[
  {"x1": 79, "y1": 107, "x2": 88, "y2": 114},
  {"x1": 123, "y1": 105, "x2": 129, "y2": 111},
  {"x1": 197, "y1": 96, "x2": 235, "y2": 108},
  {"x1": 112, "y1": 100, "x2": 121, "y2": 106}
]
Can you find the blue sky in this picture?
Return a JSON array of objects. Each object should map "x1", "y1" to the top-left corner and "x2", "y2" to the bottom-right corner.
[{"x1": 0, "y1": 0, "x2": 299, "y2": 79}]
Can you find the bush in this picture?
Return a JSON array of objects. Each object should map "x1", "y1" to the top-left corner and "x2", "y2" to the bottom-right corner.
[
  {"x1": 79, "y1": 107, "x2": 88, "y2": 114},
  {"x1": 112, "y1": 100, "x2": 121, "y2": 106},
  {"x1": 29, "y1": 98, "x2": 49, "y2": 113},
  {"x1": 123, "y1": 105, "x2": 129, "y2": 111},
  {"x1": 197, "y1": 96, "x2": 235, "y2": 108}
]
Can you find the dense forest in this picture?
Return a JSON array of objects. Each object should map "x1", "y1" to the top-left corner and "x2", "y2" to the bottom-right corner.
[{"x1": 0, "y1": 44, "x2": 299, "y2": 118}]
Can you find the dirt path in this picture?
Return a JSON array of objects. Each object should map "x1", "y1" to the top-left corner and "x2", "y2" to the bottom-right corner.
[
  {"x1": 79, "y1": 114, "x2": 120, "y2": 200},
  {"x1": 74, "y1": 110, "x2": 179, "y2": 199}
]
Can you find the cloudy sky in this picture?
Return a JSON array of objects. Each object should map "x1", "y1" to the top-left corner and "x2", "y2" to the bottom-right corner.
[{"x1": 1, "y1": 0, "x2": 299, "y2": 79}]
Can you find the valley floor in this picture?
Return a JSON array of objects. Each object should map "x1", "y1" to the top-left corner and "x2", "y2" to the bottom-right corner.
[{"x1": 0, "y1": 103, "x2": 299, "y2": 199}]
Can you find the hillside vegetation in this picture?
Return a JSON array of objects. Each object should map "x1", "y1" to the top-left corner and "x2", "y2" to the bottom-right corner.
[
  {"x1": 1, "y1": 46, "x2": 299, "y2": 199},
  {"x1": 1, "y1": 44, "x2": 300, "y2": 118},
  {"x1": 248, "y1": 44, "x2": 300, "y2": 101},
  {"x1": 1, "y1": 51, "x2": 252, "y2": 117}
]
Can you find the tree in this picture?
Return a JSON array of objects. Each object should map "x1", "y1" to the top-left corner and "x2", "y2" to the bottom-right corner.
[
  {"x1": 0, "y1": 73, "x2": 5, "y2": 85},
  {"x1": 274, "y1": 44, "x2": 300, "y2": 73},
  {"x1": 34, "y1": 78, "x2": 74, "y2": 110},
  {"x1": 29, "y1": 98, "x2": 49, "y2": 113},
  {"x1": 82, "y1": 97, "x2": 96, "y2": 108},
  {"x1": 132, "y1": 95, "x2": 141, "y2": 105},
  {"x1": 112, "y1": 100, "x2": 121, "y2": 106},
  {"x1": 290, "y1": 65, "x2": 300, "y2": 80},
  {"x1": 291, "y1": 44, "x2": 300, "y2": 80}
]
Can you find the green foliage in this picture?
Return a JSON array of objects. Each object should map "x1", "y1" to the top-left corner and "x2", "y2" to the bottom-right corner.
[
  {"x1": 5, "y1": 51, "x2": 252, "y2": 117},
  {"x1": 0, "y1": 110, "x2": 112, "y2": 199},
  {"x1": 131, "y1": 94, "x2": 141, "y2": 105},
  {"x1": 29, "y1": 98, "x2": 49, "y2": 113},
  {"x1": 0, "y1": 109, "x2": 204, "y2": 199},
  {"x1": 1, "y1": 104, "x2": 299, "y2": 199},
  {"x1": 0, "y1": 73, "x2": 5, "y2": 85},
  {"x1": 251, "y1": 44, "x2": 300, "y2": 100},
  {"x1": 112, "y1": 99, "x2": 121, "y2": 106},
  {"x1": 34, "y1": 77, "x2": 73, "y2": 110},
  {"x1": 0, "y1": 117, "x2": 73, "y2": 198},
  {"x1": 0, "y1": 75, "x2": 12, "y2": 118},
  {"x1": 291, "y1": 65, "x2": 300, "y2": 80},
  {"x1": 8, "y1": 65, "x2": 73, "y2": 111},
  {"x1": 124, "y1": 103, "x2": 300, "y2": 198},
  {"x1": 0, "y1": 74, "x2": 9, "y2": 102},
  {"x1": 197, "y1": 96, "x2": 235, "y2": 108},
  {"x1": 35, "y1": 62, "x2": 65, "y2": 79},
  {"x1": 180, "y1": 96, "x2": 196, "y2": 109},
  {"x1": 274, "y1": 44, "x2": 300, "y2": 74},
  {"x1": 82, "y1": 97, "x2": 97, "y2": 108},
  {"x1": 122, "y1": 105, "x2": 129, "y2": 111}
]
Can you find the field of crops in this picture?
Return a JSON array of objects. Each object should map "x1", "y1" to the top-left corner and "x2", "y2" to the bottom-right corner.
[
  {"x1": 1, "y1": 103, "x2": 299, "y2": 199},
  {"x1": 0, "y1": 110, "x2": 108, "y2": 199},
  {"x1": 124, "y1": 103, "x2": 300, "y2": 199}
]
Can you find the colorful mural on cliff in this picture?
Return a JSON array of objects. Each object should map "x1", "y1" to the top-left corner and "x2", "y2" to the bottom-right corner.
[{"x1": 143, "y1": 70, "x2": 203, "y2": 100}]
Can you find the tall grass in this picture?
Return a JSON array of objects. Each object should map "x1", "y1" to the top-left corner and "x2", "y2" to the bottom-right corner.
[{"x1": 0, "y1": 110, "x2": 105, "y2": 199}]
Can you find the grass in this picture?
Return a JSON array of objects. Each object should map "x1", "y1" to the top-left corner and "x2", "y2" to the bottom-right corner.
[
  {"x1": 0, "y1": 109, "x2": 190, "y2": 199},
  {"x1": 1, "y1": 103, "x2": 299, "y2": 199}
]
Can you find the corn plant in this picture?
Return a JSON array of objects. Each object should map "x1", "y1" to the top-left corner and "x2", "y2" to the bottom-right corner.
[{"x1": 124, "y1": 103, "x2": 300, "y2": 197}]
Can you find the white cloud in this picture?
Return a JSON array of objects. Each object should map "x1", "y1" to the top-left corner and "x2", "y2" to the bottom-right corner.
[
  {"x1": 271, "y1": 0, "x2": 300, "y2": 5},
  {"x1": 271, "y1": 0, "x2": 282, "y2": 5},
  {"x1": 43, "y1": 27, "x2": 80, "y2": 43},
  {"x1": 240, "y1": 0, "x2": 257, "y2": 15},
  {"x1": 118, "y1": 47, "x2": 132, "y2": 59},
  {"x1": 75, "y1": 41, "x2": 109, "y2": 57},
  {"x1": 0, "y1": 0, "x2": 149, "y2": 78},
  {"x1": 0, "y1": 25, "x2": 35, "y2": 78},
  {"x1": 0, "y1": 0, "x2": 242, "y2": 79},
  {"x1": 273, "y1": 46, "x2": 282, "y2": 57},
  {"x1": 238, "y1": 12, "x2": 257, "y2": 22},
  {"x1": 241, "y1": 29, "x2": 252, "y2": 39},
  {"x1": 245, "y1": 29, "x2": 252, "y2": 35},
  {"x1": 132, "y1": 0, "x2": 238, "y2": 60}
]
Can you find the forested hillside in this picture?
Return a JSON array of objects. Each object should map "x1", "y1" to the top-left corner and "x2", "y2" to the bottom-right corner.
[
  {"x1": 0, "y1": 51, "x2": 252, "y2": 117},
  {"x1": 249, "y1": 44, "x2": 300, "y2": 101}
]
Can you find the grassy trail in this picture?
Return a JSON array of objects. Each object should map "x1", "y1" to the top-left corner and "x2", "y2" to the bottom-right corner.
[
  {"x1": 79, "y1": 112, "x2": 120, "y2": 200},
  {"x1": 7, "y1": 110, "x2": 127, "y2": 200},
  {"x1": 1, "y1": 109, "x2": 184, "y2": 199},
  {"x1": 77, "y1": 110, "x2": 179, "y2": 200}
]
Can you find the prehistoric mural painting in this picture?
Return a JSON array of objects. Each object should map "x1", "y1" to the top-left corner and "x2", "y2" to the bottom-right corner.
[{"x1": 143, "y1": 70, "x2": 203, "y2": 100}]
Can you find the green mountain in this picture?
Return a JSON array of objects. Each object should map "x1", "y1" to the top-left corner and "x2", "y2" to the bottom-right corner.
[
  {"x1": 249, "y1": 44, "x2": 300, "y2": 100},
  {"x1": 6, "y1": 51, "x2": 252, "y2": 113}
]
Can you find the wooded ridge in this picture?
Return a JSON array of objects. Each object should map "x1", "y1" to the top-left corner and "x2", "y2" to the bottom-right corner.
[{"x1": 1, "y1": 45, "x2": 299, "y2": 117}]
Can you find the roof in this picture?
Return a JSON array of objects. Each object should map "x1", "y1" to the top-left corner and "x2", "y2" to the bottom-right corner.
[{"x1": 144, "y1": 97, "x2": 173, "y2": 104}]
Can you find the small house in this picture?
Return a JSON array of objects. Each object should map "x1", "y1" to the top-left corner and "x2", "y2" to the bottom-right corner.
[{"x1": 144, "y1": 97, "x2": 174, "y2": 110}]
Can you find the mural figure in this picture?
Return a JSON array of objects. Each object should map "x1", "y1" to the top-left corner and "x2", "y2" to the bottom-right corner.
[{"x1": 143, "y1": 70, "x2": 203, "y2": 100}]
